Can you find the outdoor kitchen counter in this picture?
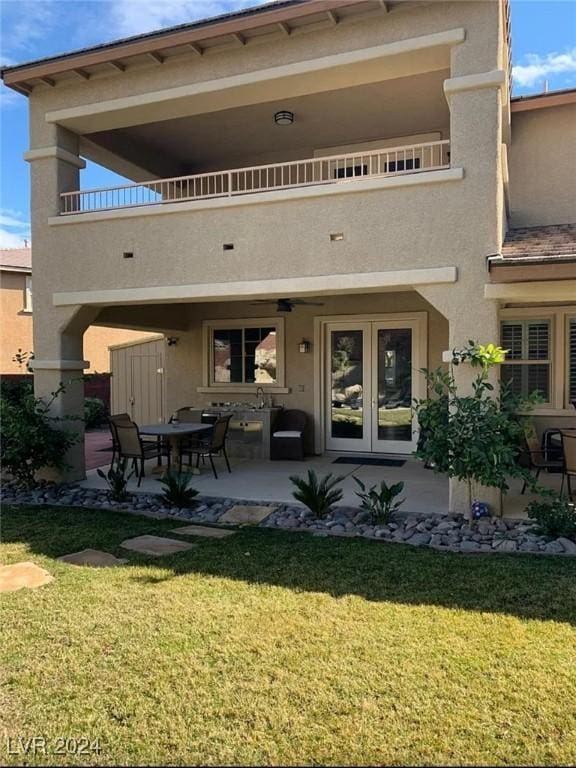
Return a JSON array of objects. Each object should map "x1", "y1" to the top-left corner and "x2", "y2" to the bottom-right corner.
[{"x1": 204, "y1": 407, "x2": 283, "y2": 460}]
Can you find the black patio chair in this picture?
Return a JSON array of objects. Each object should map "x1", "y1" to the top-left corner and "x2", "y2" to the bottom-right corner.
[
  {"x1": 270, "y1": 409, "x2": 307, "y2": 461},
  {"x1": 180, "y1": 415, "x2": 232, "y2": 479},
  {"x1": 114, "y1": 421, "x2": 163, "y2": 486}
]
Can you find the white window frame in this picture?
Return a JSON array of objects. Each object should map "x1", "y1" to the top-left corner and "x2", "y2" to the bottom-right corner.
[
  {"x1": 199, "y1": 317, "x2": 287, "y2": 394},
  {"x1": 23, "y1": 275, "x2": 32, "y2": 313},
  {"x1": 500, "y1": 306, "x2": 576, "y2": 414}
]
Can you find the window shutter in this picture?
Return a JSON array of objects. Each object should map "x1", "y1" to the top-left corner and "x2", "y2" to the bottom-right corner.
[
  {"x1": 501, "y1": 323, "x2": 523, "y2": 360},
  {"x1": 527, "y1": 322, "x2": 549, "y2": 360},
  {"x1": 569, "y1": 318, "x2": 576, "y2": 403}
]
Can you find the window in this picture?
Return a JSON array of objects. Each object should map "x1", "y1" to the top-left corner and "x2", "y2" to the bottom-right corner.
[
  {"x1": 384, "y1": 157, "x2": 421, "y2": 173},
  {"x1": 207, "y1": 320, "x2": 284, "y2": 387},
  {"x1": 569, "y1": 318, "x2": 576, "y2": 405},
  {"x1": 24, "y1": 276, "x2": 32, "y2": 312},
  {"x1": 335, "y1": 164, "x2": 368, "y2": 179},
  {"x1": 501, "y1": 319, "x2": 551, "y2": 402}
]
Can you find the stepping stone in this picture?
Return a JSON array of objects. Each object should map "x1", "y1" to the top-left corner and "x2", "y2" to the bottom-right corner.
[
  {"x1": 58, "y1": 549, "x2": 128, "y2": 567},
  {"x1": 171, "y1": 525, "x2": 236, "y2": 538},
  {"x1": 120, "y1": 535, "x2": 196, "y2": 556},
  {"x1": 220, "y1": 505, "x2": 276, "y2": 525},
  {"x1": 0, "y1": 562, "x2": 53, "y2": 592}
]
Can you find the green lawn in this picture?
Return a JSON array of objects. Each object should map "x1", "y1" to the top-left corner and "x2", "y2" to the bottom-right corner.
[{"x1": 2, "y1": 504, "x2": 576, "y2": 767}]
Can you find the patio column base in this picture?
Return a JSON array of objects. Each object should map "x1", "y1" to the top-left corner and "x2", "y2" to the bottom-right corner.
[{"x1": 33, "y1": 363, "x2": 87, "y2": 482}]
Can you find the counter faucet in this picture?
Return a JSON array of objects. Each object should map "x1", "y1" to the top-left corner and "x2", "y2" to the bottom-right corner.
[{"x1": 256, "y1": 386, "x2": 265, "y2": 409}]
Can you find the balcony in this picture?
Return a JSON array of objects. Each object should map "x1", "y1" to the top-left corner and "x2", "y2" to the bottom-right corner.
[{"x1": 60, "y1": 140, "x2": 450, "y2": 215}]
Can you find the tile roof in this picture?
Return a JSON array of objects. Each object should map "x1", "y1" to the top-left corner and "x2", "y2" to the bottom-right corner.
[
  {"x1": 0, "y1": 247, "x2": 32, "y2": 271},
  {"x1": 501, "y1": 224, "x2": 576, "y2": 261}
]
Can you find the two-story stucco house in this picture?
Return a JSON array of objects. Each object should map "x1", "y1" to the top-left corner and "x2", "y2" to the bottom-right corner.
[{"x1": 2, "y1": 0, "x2": 575, "y2": 512}]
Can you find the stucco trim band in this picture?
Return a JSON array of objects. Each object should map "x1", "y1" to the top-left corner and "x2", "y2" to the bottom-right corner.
[
  {"x1": 49, "y1": 168, "x2": 464, "y2": 226},
  {"x1": 32, "y1": 359, "x2": 90, "y2": 370},
  {"x1": 484, "y1": 280, "x2": 576, "y2": 301},
  {"x1": 53, "y1": 266, "x2": 458, "y2": 308},
  {"x1": 23, "y1": 147, "x2": 86, "y2": 169},
  {"x1": 443, "y1": 69, "x2": 506, "y2": 102},
  {"x1": 45, "y1": 28, "x2": 466, "y2": 130}
]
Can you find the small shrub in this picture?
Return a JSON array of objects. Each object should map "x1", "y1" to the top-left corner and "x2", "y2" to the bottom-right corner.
[
  {"x1": 0, "y1": 377, "x2": 33, "y2": 405},
  {"x1": 289, "y1": 469, "x2": 344, "y2": 519},
  {"x1": 97, "y1": 464, "x2": 133, "y2": 502},
  {"x1": 84, "y1": 397, "x2": 107, "y2": 429},
  {"x1": 0, "y1": 385, "x2": 77, "y2": 488},
  {"x1": 158, "y1": 470, "x2": 199, "y2": 508},
  {"x1": 354, "y1": 477, "x2": 405, "y2": 525},
  {"x1": 527, "y1": 497, "x2": 576, "y2": 540}
]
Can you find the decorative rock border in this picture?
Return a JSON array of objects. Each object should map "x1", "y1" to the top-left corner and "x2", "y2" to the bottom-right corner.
[{"x1": 3, "y1": 480, "x2": 576, "y2": 556}]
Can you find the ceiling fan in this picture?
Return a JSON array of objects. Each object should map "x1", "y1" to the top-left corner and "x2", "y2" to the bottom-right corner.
[{"x1": 250, "y1": 297, "x2": 325, "y2": 313}]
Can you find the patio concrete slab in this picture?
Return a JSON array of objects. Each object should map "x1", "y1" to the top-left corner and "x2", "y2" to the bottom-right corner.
[
  {"x1": 0, "y1": 562, "x2": 53, "y2": 592},
  {"x1": 171, "y1": 525, "x2": 236, "y2": 538},
  {"x1": 220, "y1": 505, "x2": 276, "y2": 524},
  {"x1": 58, "y1": 549, "x2": 128, "y2": 567},
  {"x1": 120, "y1": 535, "x2": 197, "y2": 556}
]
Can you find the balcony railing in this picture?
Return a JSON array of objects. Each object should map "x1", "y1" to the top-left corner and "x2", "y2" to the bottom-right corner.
[{"x1": 60, "y1": 140, "x2": 450, "y2": 215}]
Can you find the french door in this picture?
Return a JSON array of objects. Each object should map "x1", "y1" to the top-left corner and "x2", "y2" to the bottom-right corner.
[{"x1": 324, "y1": 317, "x2": 426, "y2": 454}]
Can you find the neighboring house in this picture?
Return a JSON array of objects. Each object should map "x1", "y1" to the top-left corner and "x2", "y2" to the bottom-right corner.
[
  {"x1": 0, "y1": 247, "x2": 150, "y2": 374},
  {"x1": 1, "y1": 0, "x2": 575, "y2": 510}
]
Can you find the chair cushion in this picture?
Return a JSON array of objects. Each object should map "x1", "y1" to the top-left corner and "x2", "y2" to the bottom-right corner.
[{"x1": 273, "y1": 430, "x2": 303, "y2": 438}]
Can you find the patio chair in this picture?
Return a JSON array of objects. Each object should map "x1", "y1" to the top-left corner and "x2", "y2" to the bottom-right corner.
[
  {"x1": 173, "y1": 407, "x2": 204, "y2": 423},
  {"x1": 270, "y1": 409, "x2": 307, "y2": 461},
  {"x1": 109, "y1": 413, "x2": 165, "y2": 470},
  {"x1": 521, "y1": 427, "x2": 564, "y2": 494},
  {"x1": 180, "y1": 415, "x2": 232, "y2": 479},
  {"x1": 561, "y1": 431, "x2": 576, "y2": 500},
  {"x1": 115, "y1": 421, "x2": 163, "y2": 486}
]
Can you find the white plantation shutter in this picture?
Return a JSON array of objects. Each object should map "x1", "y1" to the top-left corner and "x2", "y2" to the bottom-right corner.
[
  {"x1": 501, "y1": 320, "x2": 550, "y2": 402},
  {"x1": 569, "y1": 318, "x2": 576, "y2": 404}
]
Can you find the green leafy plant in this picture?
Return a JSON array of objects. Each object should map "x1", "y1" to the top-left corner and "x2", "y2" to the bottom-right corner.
[
  {"x1": 354, "y1": 477, "x2": 405, "y2": 525},
  {"x1": 527, "y1": 497, "x2": 576, "y2": 540},
  {"x1": 289, "y1": 469, "x2": 344, "y2": 519},
  {"x1": 0, "y1": 383, "x2": 78, "y2": 488},
  {"x1": 158, "y1": 470, "x2": 199, "y2": 508},
  {"x1": 84, "y1": 397, "x2": 107, "y2": 429},
  {"x1": 97, "y1": 464, "x2": 133, "y2": 502},
  {"x1": 414, "y1": 340, "x2": 536, "y2": 511}
]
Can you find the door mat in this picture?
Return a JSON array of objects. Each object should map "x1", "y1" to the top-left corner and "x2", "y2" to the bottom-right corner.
[{"x1": 333, "y1": 457, "x2": 406, "y2": 467}]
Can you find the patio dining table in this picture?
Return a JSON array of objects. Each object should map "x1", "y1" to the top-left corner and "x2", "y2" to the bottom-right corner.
[{"x1": 139, "y1": 422, "x2": 212, "y2": 474}]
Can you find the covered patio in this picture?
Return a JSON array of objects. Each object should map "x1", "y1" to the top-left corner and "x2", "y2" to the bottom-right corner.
[{"x1": 81, "y1": 439, "x2": 563, "y2": 519}]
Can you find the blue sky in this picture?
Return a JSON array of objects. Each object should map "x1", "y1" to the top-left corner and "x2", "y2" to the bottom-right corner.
[{"x1": 1, "y1": 0, "x2": 575, "y2": 248}]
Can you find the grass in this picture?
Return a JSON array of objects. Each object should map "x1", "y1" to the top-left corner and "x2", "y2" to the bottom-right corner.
[{"x1": 2, "y1": 503, "x2": 576, "y2": 766}]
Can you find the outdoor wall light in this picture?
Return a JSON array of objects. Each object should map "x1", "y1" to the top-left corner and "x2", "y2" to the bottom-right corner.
[
  {"x1": 298, "y1": 339, "x2": 311, "y2": 354},
  {"x1": 274, "y1": 110, "x2": 294, "y2": 125}
]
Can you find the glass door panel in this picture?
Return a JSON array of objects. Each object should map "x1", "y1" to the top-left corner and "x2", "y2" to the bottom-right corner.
[
  {"x1": 325, "y1": 326, "x2": 371, "y2": 452},
  {"x1": 372, "y1": 325, "x2": 416, "y2": 453},
  {"x1": 376, "y1": 328, "x2": 412, "y2": 442}
]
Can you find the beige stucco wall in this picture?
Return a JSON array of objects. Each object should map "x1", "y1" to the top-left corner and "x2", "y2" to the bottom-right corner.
[
  {"x1": 163, "y1": 290, "x2": 449, "y2": 453},
  {"x1": 0, "y1": 270, "x2": 149, "y2": 373},
  {"x1": 508, "y1": 102, "x2": 576, "y2": 227},
  {"x1": 0, "y1": 271, "x2": 33, "y2": 373}
]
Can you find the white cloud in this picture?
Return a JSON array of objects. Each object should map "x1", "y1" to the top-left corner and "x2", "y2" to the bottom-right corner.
[
  {"x1": 513, "y1": 48, "x2": 576, "y2": 88},
  {"x1": 0, "y1": 228, "x2": 29, "y2": 248},
  {"x1": 0, "y1": 209, "x2": 30, "y2": 248},
  {"x1": 110, "y1": 0, "x2": 262, "y2": 38}
]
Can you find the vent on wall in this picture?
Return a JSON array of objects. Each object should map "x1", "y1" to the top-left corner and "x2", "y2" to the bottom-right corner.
[{"x1": 223, "y1": 243, "x2": 234, "y2": 251}]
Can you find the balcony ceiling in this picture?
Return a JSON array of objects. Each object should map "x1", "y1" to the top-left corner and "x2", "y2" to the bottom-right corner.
[{"x1": 87, "y1": 69, "x2": 449, "y2": 178}]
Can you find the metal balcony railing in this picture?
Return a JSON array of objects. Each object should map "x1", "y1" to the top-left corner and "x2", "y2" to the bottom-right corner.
[{"x1": 60, "y1": 139, "x2": 450, "y2": 215}]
